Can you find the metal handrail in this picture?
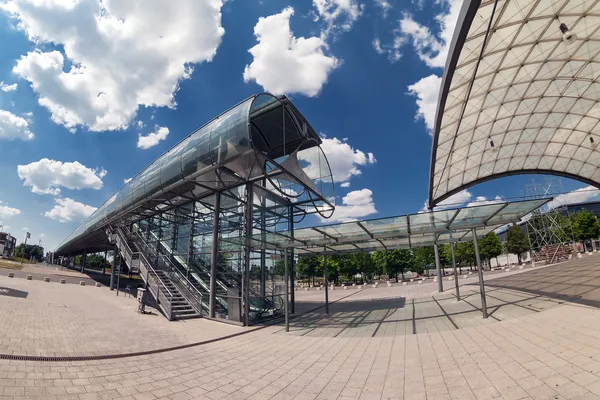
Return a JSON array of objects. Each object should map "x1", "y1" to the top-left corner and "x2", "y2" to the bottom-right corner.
[
  {"x1": 112, "y1": 227, "x2": 175, "y2": 319},
  {"x1": 132, "y1": 231, "x2": 206, "y2": 316}
]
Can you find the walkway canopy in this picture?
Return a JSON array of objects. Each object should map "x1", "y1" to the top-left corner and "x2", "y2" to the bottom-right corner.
[
  {"x1": 55, "y1": 93, "x2": 336, "y2": 256},
  {"x1": 230, "y1": 198, "x2": 550, "y2": 256},
  {"x1": 429, "y1": 0, "x2": 600, "y2": 208}
]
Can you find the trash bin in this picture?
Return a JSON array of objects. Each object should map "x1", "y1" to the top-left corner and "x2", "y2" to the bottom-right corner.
[{"x1": 137, "y1": 288, "x2": 148, "y2": 314}]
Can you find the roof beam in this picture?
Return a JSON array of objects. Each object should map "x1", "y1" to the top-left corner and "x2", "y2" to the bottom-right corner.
[
  {"x1": 311, "y1": 227, "x2": 338, "y2": 242},
  {"x1": 483, "y1": 203, "x2": 509, "y2": 226}
]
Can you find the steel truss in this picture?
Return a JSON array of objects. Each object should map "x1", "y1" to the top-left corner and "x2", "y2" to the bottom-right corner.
[{"x1": 522, "y1": 177, "x2": 573, "y2": 251}]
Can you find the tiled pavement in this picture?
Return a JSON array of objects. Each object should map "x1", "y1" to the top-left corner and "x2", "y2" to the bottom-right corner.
[{"x1": 2, "y1": 257, "x2": 600, "y2": 398}]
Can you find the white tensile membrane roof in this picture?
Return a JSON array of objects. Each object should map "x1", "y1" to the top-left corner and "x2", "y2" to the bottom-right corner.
[{"x1": 429, "y1": 0, "x2": 600, "y2": 208}]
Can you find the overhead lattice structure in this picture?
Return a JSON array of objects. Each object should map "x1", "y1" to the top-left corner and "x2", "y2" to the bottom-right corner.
[
  {"x1": 429, "y1": 0, "x2": 600, "y2": 208},
  {"x1": 523, "y1": 177, "x2": 573, "y2": 249}
]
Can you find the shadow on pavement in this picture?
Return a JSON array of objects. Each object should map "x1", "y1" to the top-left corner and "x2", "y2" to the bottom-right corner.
[
  {"x1": 485, "y1": 258, "x2": 600, "y2": 309},
  {"x1": 0, "y1": 287, "x2": 28, "y2": 298}
]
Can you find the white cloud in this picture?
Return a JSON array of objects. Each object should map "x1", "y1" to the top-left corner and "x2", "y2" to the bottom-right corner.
[
  {"x1": 372, "y1": 36, "x2": 403, "y2": 63},
  {"x1": 44, "y1": 197, "x2": 97, "y2": 223},
  {"x1": 548, "y1": 186, "x2": 600, "y2": 210},
  {"x1": 22, "y1": 227, "x2": 28, "y2": 231},
  {"x1": 17, "y1": 158, "x2": 106, "y2": 195},
  {"x1": 124, "y1": 177, "x2": 132, "y2": 184},
  {"x1": 466, "y1": 195, "x2": 503, "y2": 207},
  {"x1": 325, "y1": 188, "x2": 377, "y2": 222},
  {"x1": 299, "y1": 137, "x2": 376, "y2": 184},
  {"x1": 0, "y1": 109, "x2": 35, "y2": 140},
  {"x1": 243, "y1": 7, "x2": 340, "y2": 97},
  {"x1": 3, "y1": 0, "x2": 225, "y2": 132},
  {"x1": 313, "y1": 0, "x2": 363, "y2": 36},
  {"x1": 422, "y1": 189, "x2": 472, "y2": 211},
  {"x1": 374, "y1": 0, "x2": 392, "y2": 17},
  {"x1": 340, "y1": 182, "x2": 350, "y2": 188},
  {"x1": 39, "y1": 233, "x2": 46, "y2": 238},
  {"x1": 137, "y1": 126, "x2": 169, "y2": 150},
  {"x1": 399, "y1": 0, "x2": 462, "y2": 68},
  {"x1": 0, "y1": 81, "x2": 17, "y2": 92},
  {"x1": 407, "y1": 74, "x2": 441, "y2": 132},
  {"x1": 0, "y1": 204, "x2": 21, "y2": 219}
]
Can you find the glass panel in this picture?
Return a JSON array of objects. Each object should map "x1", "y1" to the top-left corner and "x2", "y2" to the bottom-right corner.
[
  {"x1": 210, "y1": 99, "x2": 252, "y2": 166},
  {"x1": 409, "y1": 209, "x2": 457, "y2": 233},
  {"x1": 450, "y1": 203, "x2": 505, "y2": 229}
]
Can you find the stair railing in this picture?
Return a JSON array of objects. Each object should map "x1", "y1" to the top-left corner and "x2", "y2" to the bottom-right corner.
[
  {"x1": 111, "y1": 227, "x2": 174, "y2": 320},
  {"x1": 132, "y1": 230, "x2": 205, "y2": 316}
]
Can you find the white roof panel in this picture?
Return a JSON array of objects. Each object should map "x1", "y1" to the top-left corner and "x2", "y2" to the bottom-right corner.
[{"x1": 429, "y1": 0, "x2": 600, "y2": 207}]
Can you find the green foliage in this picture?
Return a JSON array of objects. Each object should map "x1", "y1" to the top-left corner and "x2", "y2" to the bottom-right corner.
[
  {"x1": 296, "y1": 256, "x2": 321, "y2": 281},
  {"x1": 87, "y1": 254, "x2": 110, "y2": 270},
  {"x1": 572, "y1": 210, "x2": 600, "y2": 242},
  {"x1": 455, "y1": 242, "x2": 475, "y2": 265},
  {"x1": 478, "y1": 232, "x2": 503, "y2": 263},
  {"x1": 412, "y1": 246, "x2": 434, "y2": 274},
  {"x1": 15, "y1": 244, "x2": 24, "y2": 258},
  {"x1": 30, "y1": 246, "x2": 43, "y2": 260},
  {"x1": 506, "y1": 224, "x2": 530, "y2": 263}
]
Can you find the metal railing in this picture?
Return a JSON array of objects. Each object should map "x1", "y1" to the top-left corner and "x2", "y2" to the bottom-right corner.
[
  {"x1": 111, "y1": 227, "x2": 175, "y2": 320},
  {"x1": 132, "y1": 231, "x2": 206, "y2": 316}
]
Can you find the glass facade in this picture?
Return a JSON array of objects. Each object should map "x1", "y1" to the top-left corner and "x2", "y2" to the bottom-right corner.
[{"x1": 55, "y1": 93, "x2": 333, "y2": 325}]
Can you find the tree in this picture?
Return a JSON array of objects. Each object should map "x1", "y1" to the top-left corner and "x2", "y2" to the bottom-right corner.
[
  {"x1": 455, "y1": 242, "x2": 475, "y2": 271},
  {"x1": 296, "y1": 256, "x2": 320, "y2": 285},
  {"x1": 30, "y1": 246, "x2": 43, "y2": 261},
  {"x1": 478, "y1": 232, "x2": 503, "y2": 268},
  {"x1": 572, "y1": 210, "x2": 600, "y2": 242},
  {"x1": 86, "y1": 254, "x2": 110, "y2": 271},
  {"x1": 412, "y1": 246, "x2": 434, "y2": 275},
  {"x1": 506, "y1": 224, "x2": 530, "y2": 264}
]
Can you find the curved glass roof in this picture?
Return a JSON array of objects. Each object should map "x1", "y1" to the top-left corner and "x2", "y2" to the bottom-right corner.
[
  {"x1": 55, "y1": 93, "x2": 335, "y2": 255},
  {"x1": 429, "y1": 0, "x2": 600, "y2": 207}
]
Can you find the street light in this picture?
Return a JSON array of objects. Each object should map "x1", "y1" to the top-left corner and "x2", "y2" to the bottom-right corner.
[{"x1": 21, "y1": 232, "x2": 30, "y2": 265}]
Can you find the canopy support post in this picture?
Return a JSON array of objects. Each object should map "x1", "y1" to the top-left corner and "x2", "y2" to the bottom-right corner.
[
  {"x1": 324, "y1": 252, "x2": 329, "y2": 314},
  {"x1": 472, "y1": 228, "x2": 488, "y2": 318},
  {"x1": 451, "y1": 242, "x2": 460, "y2": 301},
  {"x1": 284, "y1": 247, "x2": 289, "y2": 332},
  {"x1": 434, "y1": 243, "x2": 443, "y2": 293}
]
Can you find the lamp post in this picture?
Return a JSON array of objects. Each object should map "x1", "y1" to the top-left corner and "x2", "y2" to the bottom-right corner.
[{"x1": 21, "y1": 232, "x2": 30, "y2": 265}]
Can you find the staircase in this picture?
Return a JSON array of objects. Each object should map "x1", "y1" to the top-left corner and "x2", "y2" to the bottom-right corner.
[
  {"x1": 108, "y1": 226, "x2": 202, "y2": 321},
  {"x1": 153, "y1": 269, "x2": 200, "y2": 319},
  {"x1": 533, "y1": 243, "x2": 574, "y2": 264}
]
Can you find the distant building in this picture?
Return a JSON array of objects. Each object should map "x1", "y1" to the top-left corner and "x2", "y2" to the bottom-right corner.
[
  {"x1": 0, "y1": 232, "x2": 17, "y2": 257},
  {"x1": 561, "y1": 201, "x2": 600, "y2": 218}
]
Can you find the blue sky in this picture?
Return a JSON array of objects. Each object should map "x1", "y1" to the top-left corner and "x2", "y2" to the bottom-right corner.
[{"x1": 0, "y1": 0, "x2": 597, "y2": 252}]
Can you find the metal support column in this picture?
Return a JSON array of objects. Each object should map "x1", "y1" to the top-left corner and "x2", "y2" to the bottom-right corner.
[
  {"x1": 209, "y1": 192, "x2": 221, "y2": 318},
  {"x1": 103, "y1": 251, "x2": 107, "y2": 276},
  {"x1": 186, "y1": 205, "x2": 195, "y2": 280},
  {"x1": 434, "y1": 243, "x2": 443, "y2": 292},
  {"x1": 110, "y1": 246, "x2": 116, "y2": 290},
  {"x1": 116, "y1": 255, "x2": 122, "y2": 296},
  {"x1": 81, "y1": 249, "x2": 86, "y2": 274},
  {"x1": 472, "y1": 228, "x2": 488, "y2": 318},
  {"x1": 289, "y1": 206, "x2": 295, "y2": 314},
  {"x1": 284, "y1": 248, "x2": 289, "y2": 332},
  {"x1": 324, "y1": 253, "x2": 329, "y2": 314},
  {"x1": 242, "y1": 182, "x2": 254, "y2": 326},
  {"x1": 451, "y1": 242, "x2": 460, "y2": 301}
]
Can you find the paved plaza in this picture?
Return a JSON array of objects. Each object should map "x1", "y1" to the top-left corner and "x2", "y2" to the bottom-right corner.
[{"x1": 2, "y1": 257, "x2": 600, "y2": 399}]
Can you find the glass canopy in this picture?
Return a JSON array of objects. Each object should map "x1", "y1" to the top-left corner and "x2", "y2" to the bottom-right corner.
[
  {"x1": 429, "y1": 0, "x2": 600, "y2": 207},
  {"x1": 224, "y1": 198, "x2": 550, "y2": 256}
]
